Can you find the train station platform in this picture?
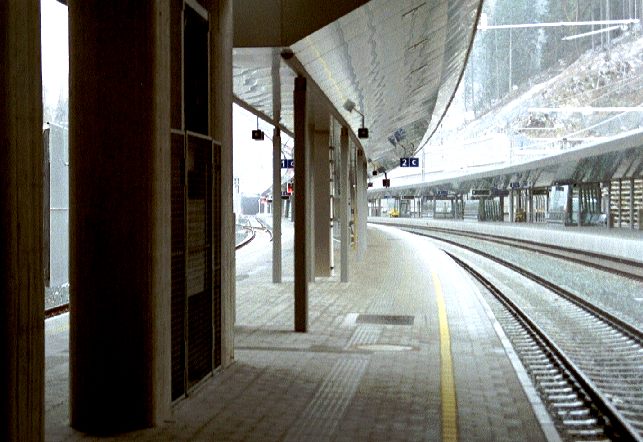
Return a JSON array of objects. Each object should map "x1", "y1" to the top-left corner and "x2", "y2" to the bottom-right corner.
[
  {"x1": 45, "y1": 221, "x2": 560, "y2": 441},
  {"x1": 369, "y1": 216, "x2": 643, "y2": 263}
]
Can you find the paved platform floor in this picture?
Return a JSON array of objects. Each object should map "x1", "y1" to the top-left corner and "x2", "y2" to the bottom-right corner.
[{"x1": 45, "y1": 222, "x2": 559, "y2": 441}]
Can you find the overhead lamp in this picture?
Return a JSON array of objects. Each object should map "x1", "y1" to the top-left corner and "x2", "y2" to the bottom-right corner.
[
  {"x1": 251, "y1": 116, "x2": 264, "y2": 140},
  {"x1": 343, "y1": 99, "x2": 369, "y2": 139}
]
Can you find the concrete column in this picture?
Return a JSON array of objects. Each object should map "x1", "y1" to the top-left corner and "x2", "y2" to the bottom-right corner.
[
  {"x1": 499, "y1": 195, "x2": 505, "y2": 222},
  {"x1": 272, "y1": 127, "x2": 282, "y2": 282},
  {"x1": 307, "y1": 123, "x2": 315, "y2": 283},
  {"x1": 313, "y1": 129, "x2": 331, "y2": 276},
  {"x1": 293, "y1": 77, "x2": 308, "y2": 331},
  {"x1": 509, "y1": 190, "x2": 515, "y2": 222},
  {"x1": 528, "y1": 189, "x2": 534, "y2": 223},
  {"x1": 578, "y1": 186, "x2": 583, "y2": 227},
  {"x1": 69, "y1": 2, "x2": 171, "y2": 432},
  {"x1": 214, "y1": 0, "x2": 236, "y2": 365},
  {"x1": 356, "y1": 153, "x2": 368, "y2": 259},
  {"x1": 271, "y1": 49, "x2": 282, "y2": 283},
  {"x1": 566, "y1": 186, "x2": 573, "y2": 225},
  {"x1": 340, "y1": 127, "x2": 350, "y2": 283},
  {"x1": 1, "y1": 2, "x2": 45, "y2": 440},
  {"x1": 546, "y1": 191, "x2": 550, "y2": 221}
]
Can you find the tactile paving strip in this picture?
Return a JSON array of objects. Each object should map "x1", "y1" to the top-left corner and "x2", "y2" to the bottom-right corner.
[
  {"x1": 344, "y1": 324, "x2": 382, "y2": 349},
  {"x1": 283, "y1": 355, "x2": 369, "y2": 441}
]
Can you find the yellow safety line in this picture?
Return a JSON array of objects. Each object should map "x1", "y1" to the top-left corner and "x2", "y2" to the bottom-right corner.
[{"x1": 432, "y1": 271, "x2": 458, "y2": 442}]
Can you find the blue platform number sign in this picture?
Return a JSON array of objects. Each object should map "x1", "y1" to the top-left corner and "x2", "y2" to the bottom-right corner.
[
  {"x1": 400, "y1": 157, "x2": 419, "y2": 167},
  {"x1": 510, "y1": 182, "x2": 521, "y2": 189},
  {"x1": 280, "y1": 159, "x2": 294, "y2": 169}
]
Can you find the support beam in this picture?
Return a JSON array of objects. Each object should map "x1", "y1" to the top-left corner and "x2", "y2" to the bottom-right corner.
[
  {"x1": 0, "y1": 1, "x2": 44, "y2": 440},
  {"x1": 271, "y1": 50, "x2": 282, "y2": 283},
  {"x1": 499, "y1": 195, "x2": 504, "y2": 221},
  {"x1": 356, "y1": 153, "x2": 368, "y2": 259},
  {"x1": 578, "y1": 186, "x2": 583, "y2": 226},
  {"x1": 509, "y1": 189, "x2": 515, "y2": 222},
  {"x1": 340, "y1": 127, "x2": 350, "y2": 283},
  {"x1": 293, "y1": 76, "x2": 308, "y2": 332},
  {"x1": 69, "y1": 2, "x2": 171, "y2": 432},
  {"x1": 307, "y1": 122, "x2": 316, "y2": 283},
  {"x1": 272, "y1": 127, "x2": 283, "y2": 282},
  {"x1": 313, "y1": 129, "x2": 332, "y2": 276},
  {"x1": 212, "y1": 0, "x2": 236, "y2": 367}
]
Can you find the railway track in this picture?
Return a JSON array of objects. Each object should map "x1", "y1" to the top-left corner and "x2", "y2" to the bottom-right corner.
[
  {"x1": 236, "y1": 216, "x2": 273, "y2": 250},
  {"x1": 377, "y1": 222, "x2": 643, "y2": 282},
  {"x1": 439, "y1": 246, "x2": 643, "y2": 440},
  {"x1": 45, "y1": 217, "x2": 273, "y2": 318}
]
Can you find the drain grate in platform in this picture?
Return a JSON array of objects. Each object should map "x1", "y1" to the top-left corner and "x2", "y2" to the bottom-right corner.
[{"x1": 356, "y1": 314, "x2": 414, "y2": 325}]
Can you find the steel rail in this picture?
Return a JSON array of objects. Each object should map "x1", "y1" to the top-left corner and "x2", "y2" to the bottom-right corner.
[
  {"x1": 446, "y1": 251, "x2": 642, "y2": 441},
  {"x1": 406, "y1": 229, "x2": 642, "y2": 344},
  {"x1": 377, "y1": 221, "x2": 643, "y2": 282}
]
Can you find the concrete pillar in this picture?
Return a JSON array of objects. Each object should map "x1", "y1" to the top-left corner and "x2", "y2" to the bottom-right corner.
[
  {"x1": 565, "y1": 186, "x2": 572, "y2": 225},
  {"x1": 578, "y1": 186, "x2": 583, "y2": 227},
  {"x1": 69, "y1": 2, "x2": 171, "y2": 432},
  {"x1": 271, "y1": 48, "x2": 282, "y2": 283},
  {"x1": 313, "y1": 129, "x2": 332, "y2": 276},
  {"x1": 356, "y1": 153, "x2": 368, "y2": 259},
  {"x1": 293, "y1": 77, "x2": 308, "y2": 331},
  {"x1": 340, "y1": 127, "x2": 350, "y2": 283},
  {"x1": 307, "y1": 123, "x2": 315, "y2": 283},
  {"x1": 272, "y1": 127, "x2": 282, "y2": 282},
  {"x1": 509, "y1": 190, "x2": 515, "y2": 222},
  {"x1": 546, "y1": 191, "x2": 550, "y2": 222},
  {"x1": 499, "y1": 195, "x2": 505, "y2": 222},
  {"x1": 214, "y1": 0, "x2": 236, "y2": 363},
  {"x1": 1, "y1": 2, "x2": 45, "y2": 440},
  {"x1": 528, "y1": 189, "x2": 534, "y2": 223}
]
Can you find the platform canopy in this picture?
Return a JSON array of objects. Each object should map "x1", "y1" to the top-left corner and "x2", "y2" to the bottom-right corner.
[{"x1": 233, "y1": 0, "x2": 483, "y2": 175}]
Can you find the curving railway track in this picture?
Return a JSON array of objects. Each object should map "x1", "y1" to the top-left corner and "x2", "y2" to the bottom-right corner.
[
  {"x1": 380, "y1": 222, "x2": 643, "y2": 283},
  {"x1": 394, "y1": 223, "x2": 643, "y2": 440},
  {"x1": 449, "y1": 252, "x2": 642, "y2": 441},
  {"x1": 45, "y1": 217, "x2": 273, "y2": 318}
]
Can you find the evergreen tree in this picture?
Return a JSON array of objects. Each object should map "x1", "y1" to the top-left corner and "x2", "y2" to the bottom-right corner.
[{"x1": 463, "y1": 0, "x2": 632, "y2": 115}]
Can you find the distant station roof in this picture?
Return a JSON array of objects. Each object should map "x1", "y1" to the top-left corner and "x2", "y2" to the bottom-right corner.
[
  {"x1": 233, "y1": 0, "x2": 484, "y2": 175},
  {"x1": 368, "y1": 129, "x2": 643, "y2": 198}
]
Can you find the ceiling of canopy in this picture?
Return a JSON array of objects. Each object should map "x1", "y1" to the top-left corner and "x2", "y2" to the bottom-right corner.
[{"x1": 233, "y1": 0, "x2": 483, "y2": 173}]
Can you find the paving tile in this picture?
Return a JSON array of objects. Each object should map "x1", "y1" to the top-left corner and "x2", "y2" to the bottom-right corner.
[{"x1": 45, "y1": 222, "x2": 554, "y2": 441}]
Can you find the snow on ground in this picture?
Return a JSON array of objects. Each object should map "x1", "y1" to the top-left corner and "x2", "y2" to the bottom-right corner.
[{"x1": 381, "y1": 31, "x2": 643, "y2": 185}]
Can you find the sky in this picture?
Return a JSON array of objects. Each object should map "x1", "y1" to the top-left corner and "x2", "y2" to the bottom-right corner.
[
  {"x1": 233, "y1": 106, "x2": 293, "y2": 195},
  {"x1": 41, "y1": 0, "x2": 69, "y2": 113}
]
